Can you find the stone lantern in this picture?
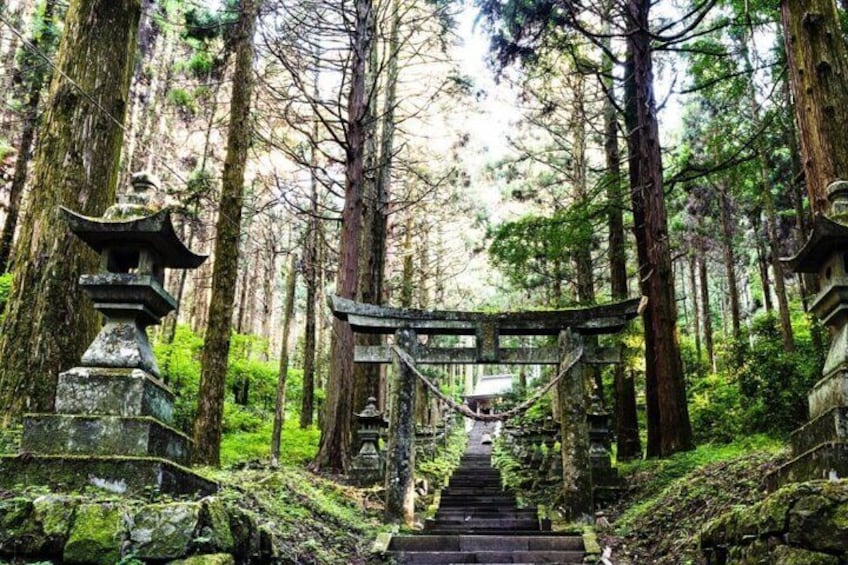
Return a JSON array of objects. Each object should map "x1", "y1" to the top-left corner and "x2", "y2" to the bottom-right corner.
[
  {"x1": 351, "y1": 396, "x2": 388, "y2": 486},
  {"x1": 769, "y1": 181, "x2": 848, "y2": 488},
  {"x1": 0, "y1": 174, "x2": 216, "y2": 495},
  {"x1": 588, "y1": 392, "x2": 619, "y2": 497}
]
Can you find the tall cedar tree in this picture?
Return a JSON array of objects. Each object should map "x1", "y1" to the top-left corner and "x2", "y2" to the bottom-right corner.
[
  {"x1": 0, "y1": 0, "x2": 141, "y2": 424},
  {"x1": 0, "y1": 0, "x2": 59, "y2": 273},
  {"x1": 192, "y1": 0, "x2": 259, "y2": 466},
  {"x1": 781, "y1": 0, "x2": 848, "y2": 214},
  {"x1": 312, "y1": 0, "x2": 373, "y2": 472},
  {"x1": 624, "y1": 0, "x2": 693, "y2": 456}
]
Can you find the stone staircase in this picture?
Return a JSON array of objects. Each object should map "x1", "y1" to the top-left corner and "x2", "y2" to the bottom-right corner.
[{"x1": 387, "y1": 422, "x2": 586, "y2": 564}]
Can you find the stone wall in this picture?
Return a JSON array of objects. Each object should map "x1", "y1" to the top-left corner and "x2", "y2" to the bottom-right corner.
[
  {"x1": 701, "y1": 480, "x2": 848, "y2": 564},
  {"x1": 0, "y1": 493, "x2": 276, "y2": 564}
]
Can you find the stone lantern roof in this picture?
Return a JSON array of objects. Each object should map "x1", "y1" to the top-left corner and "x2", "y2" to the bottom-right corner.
[{"x1": 782, "y1": 213, "x2": 848, "y2": 274}]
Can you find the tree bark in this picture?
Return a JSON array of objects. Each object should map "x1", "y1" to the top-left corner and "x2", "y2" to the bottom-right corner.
[
  {"x1": 781, "y1": 0, "x2": 848, "y2": 215},
  {"x1": 717, "y1": 185, "x2": 741, "y2": 338},
  {"x1": 192, "y1": 0, "x2": 258, "y2": 466},
  {"x1": 271, "y1": 253, "x2": 298, "y2": 466},
  {"x1": 312, "y1": 0, "x2": 372, "y2": 472},
  {"x1": 0, "y1": 0, "x2": 58, "y2": 273},
  {"x1": 698, "y1": 252, "x2": 715, "y2": 372},
  {"x1": 624, "y1": 0, "x2": 693, "y2": 456},
  {"x1": 0, "y1": 0, "x2": 141, "y2": 424},
  {"x1": 688, "y1": 255, "x2": 701, "y2": 365}
]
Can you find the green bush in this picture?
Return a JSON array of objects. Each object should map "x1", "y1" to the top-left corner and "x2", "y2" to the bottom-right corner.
[{"x1": 687, "y1": 371, "x2": 742, "y2": 443}]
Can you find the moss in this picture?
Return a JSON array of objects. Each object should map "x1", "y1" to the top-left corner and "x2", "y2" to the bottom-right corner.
[
  {"x1": 167, "y1": 554, "x2": 235, "y2": 565},
  {"x1": 127, "y1": 502, "x2": 200, "y2": 560},
  {"x1": 63, "y1": 503, "x2": 126, "y2": 565},
  {"x1": 770, "y1": 545, "x2": 840, "y2": 565},
  {"x1": 195, "y1": 497, "x2": 234, "y2": 552}
]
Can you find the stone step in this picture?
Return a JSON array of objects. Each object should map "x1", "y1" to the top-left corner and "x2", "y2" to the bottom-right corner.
[
  {"x1": 389, "y1": 535, "x2": 584, "y2": 552},
  {"x1": 425, "y1": 518, "x2": 542, "y2": 531},
  {"x1": 394, "y1": 550, "x2": 585, "y2": 563},
  {"x1": 439, "y1": 497, "x2": 517, "y2": 506}
]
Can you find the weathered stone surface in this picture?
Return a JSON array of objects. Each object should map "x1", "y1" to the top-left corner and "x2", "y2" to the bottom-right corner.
[
  {"x1": 33, "y1": 494, "x2": 77, "y2": 553},
  {"x1": 81, "y1": 317, "x2": 162, "y2": 377},
  {"x1": 63, "y1": 503, "x2": 126, "y2": 565},
  {"x1": 768, "y1": 442, "x2": 848, "y2": 491},
  {"x1": 167, "y1": 554, "x2": 235, "y2": 565},
  {"x1": 0, "y1": 454, "x2": 218, "y2": 496},
  {"x1": 228, "y1": 505, "x2": 261, "y2": 559},
  {"x1": 807, "y1": 370, "x2": 848, "y2": 420},
  {"x1": 195, "y1": 497, "x2": 235, "y2": 553},
  {"x1": 792, "y1": 406, "x2": 848, "y2": 462},
  {"x1": 22, "y1": 414, "x2": 190, "y2": 465},
  {"x1": 769, "y1": 545, "x2": 839, "y2": 565},
  {"x1": 0, "y1": 497, "x2": 42, "y2": 555},
  {"x1": 127, "y1": 502, "x2": 201, "y2": 560},
  {"x1": 55, "y1": 366, "x2": 175, "y2": 423},
  {"x1": 702, "y1": 480, "x2": 848, "y2": 563}
]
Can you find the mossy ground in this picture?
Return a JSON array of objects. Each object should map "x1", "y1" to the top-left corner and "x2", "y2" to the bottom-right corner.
[{"x1": 598, "y1": 435, "x2": 788, "y2": 564}]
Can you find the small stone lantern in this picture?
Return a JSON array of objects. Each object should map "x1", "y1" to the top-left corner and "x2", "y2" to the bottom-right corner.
[
  {"x1": 0, "y1": 174, "x2": 215, "y2": 496},
  {"x1": 351, "y1": 396, "x2": 388, "y2": 486},
  {"x1": 588, "y1": 392, "x2": 618, "y2": 489},
  {"x1": 769, "y1": 181, "x2": 848, "y2": 488}
]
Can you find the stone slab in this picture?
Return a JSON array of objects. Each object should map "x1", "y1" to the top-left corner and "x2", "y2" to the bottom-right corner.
[
  {"x1": 22, "y1": 414, "x2": 190, "y2": 465},
  {"x1": 55, "y1": 367, "x2": 174, "y2": 424},
  {"x1": 0, "y1": 454, "x2": 217, "y2": 496},
  {"x1": 807, "y1": 369, "x2": 848, "y2": 420},
  {"x1": 766, "y1": 441, "x2": 848, "y2": 492},
  {"x1": 791, "y1": 406, "x2": 848, "y2": 455}
]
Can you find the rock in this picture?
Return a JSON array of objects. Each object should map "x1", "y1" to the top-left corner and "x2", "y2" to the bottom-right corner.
[
  {"x1": 195, "y1": 497, "x2": 234, "y2": 553},
  {"x1": 226, "y1": 505, "x2": 259, "y2": 558},
  {"x1": 63, "y1": 503, "x2": 126, "y2": 565},
  {"x1": 127, "y1": 502, "x2": 201, "y2": 560},
  {"x1": 0, "y1": 496, "x2": 43, "y2": 555},
  {"x1": 167, "y1": 553, "x2": 235, "y2": 565},
  {"x1": 33, "y1": 494, "x2": 78, "y2": 554},
  {"x1": 769, "y1": 545, "x2": 840, "y2": 565}
]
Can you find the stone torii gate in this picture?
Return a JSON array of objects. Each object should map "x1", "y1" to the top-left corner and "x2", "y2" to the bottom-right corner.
[{"x1": 330, "y1": 295, "x2": 643, "y2": 524}]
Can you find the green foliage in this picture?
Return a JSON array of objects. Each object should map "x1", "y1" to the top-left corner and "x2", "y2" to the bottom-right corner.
[
  {"x1": 416, "y1": 423, "x2": 468, "y2": 491},
  {"x1": 167, "y1": 87, "x2": 196, "y2": 113},
  {"x1": 187, "y1": 50, "x2": 214, "y2": 78},
  {"x1": 732, "y1": 313, "x2": 820, "y2": 436},
  {"x1": 220, "y1": 419, "x2": 320, "y2": 467}
]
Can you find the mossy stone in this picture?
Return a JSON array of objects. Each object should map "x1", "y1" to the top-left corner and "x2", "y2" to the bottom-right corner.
[
  {"x1": 63, "y1": 503, "x2": 126, "y2": 565},
  {"x1": 226, "y1": 505, "x2": 259, "y2": 558},
  {"x1": 33, "y1": 494, "x2": 78, "y2": 554},
  {"x1": 0, "y1": 496, "x2": 44, "y2": 555},
  {"x1": 195, "y1": 497, "x2": 234, "y2": 553},
  {"x1": 167, "y1": 553, "x2": 235, "y2": 565},
  {"x1": 128, "y1": 502, "x2": 201, "y2": 560},
  {"x1": 770, "y1": 545, "x2": 840, "y2": 565}
]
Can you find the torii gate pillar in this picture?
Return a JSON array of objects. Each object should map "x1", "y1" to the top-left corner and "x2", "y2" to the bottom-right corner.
[
  {"x1": 557, "y1": 330, "x2": 593, "y2": 522},
  {"x1": 384, "y1": 327, "x2": 418, "y2": 525}
]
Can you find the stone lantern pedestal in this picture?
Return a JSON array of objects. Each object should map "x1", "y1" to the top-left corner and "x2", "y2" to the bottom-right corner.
[
  {"x1": 351, "y1": 397, "x2": 388, "y2": 486},
  {"x1": 768, "y1": 182, "x2": 848, "y2": 490},
  {"x1": 0, "y1": 175, "x2": 216, "y2": 495}
]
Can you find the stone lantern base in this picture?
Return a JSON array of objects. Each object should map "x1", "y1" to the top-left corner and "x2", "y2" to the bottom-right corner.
[
  {"x1": 767, "y1": 368, "x2": 848, "y2": 491},
  {"x1": 0, "y1": 366, "x2": 216, "y2": 496}
]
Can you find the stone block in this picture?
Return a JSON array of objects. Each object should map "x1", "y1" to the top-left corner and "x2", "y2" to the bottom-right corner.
[
  {"x1": 770, "y1": 545, "x2": 840, "y2": 565},
  {"x1": 63, "y1": 503, "x2": 127, "y2": 565},
  {"x1": 767, "y1": 442, "x2": 848, "y2": 491},
  {"x1": 167, "y1": 554, "x2": 235, "y2": 565},
  {"x1": 127, "y1": 502, "x2": 201, "y2": 560},
  {"x1": 21, "y1": 414, "x2": 190, "y2": 465},
  {"x1": 55, "y1": 366, "x2": 174, "y2": 424},
  {"x1": 0, "y1": 454, "x2": 217, "y2": 496},
  {"x1": 808, "y1": 370, "x2": 848, "y2": 420},
  {"x1": 791, "y1": 407, "x2": 848, "y2": 455}
]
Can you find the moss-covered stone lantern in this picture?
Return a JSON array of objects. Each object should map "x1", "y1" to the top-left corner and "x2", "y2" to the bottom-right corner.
[
  {"x1": 768, "y1": 181, "x2": 848, "y2": 489},
  {"x1": 0, "y1": 174, "x2": 216, "y2": 496},
  {"x1": 351, "y1": 396, "x2": 388, "y2": 486}
]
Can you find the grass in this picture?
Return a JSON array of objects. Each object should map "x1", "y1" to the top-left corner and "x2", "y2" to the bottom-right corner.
[{"x1": 220, "y1": 416, "x2": 320, "y2": 468}]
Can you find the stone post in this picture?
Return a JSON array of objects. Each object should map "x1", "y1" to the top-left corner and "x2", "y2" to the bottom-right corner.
[
  {"x1": 557, "y1": 329, "x2": 593, "y2": 522},
  {"x1": 385, "y1": 327, "x2": 418, "y2": 525},
  {"x1": 350, "y1": 397, "x2": 386, "y2": 486}
]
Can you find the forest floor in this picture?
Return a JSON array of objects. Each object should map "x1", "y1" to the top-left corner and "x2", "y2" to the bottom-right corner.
[{"x1": 598, "y1": 436, "x2": 789, "y2": 564}]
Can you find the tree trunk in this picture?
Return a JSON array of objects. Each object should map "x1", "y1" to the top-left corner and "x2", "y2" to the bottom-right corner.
[
  {"x1": 781, "y1": 0, "x2": 848, "y2": 215},
  {"x1": 624, "y1": 0, "x2": 693, "y2": 456},
  {"x1": 0, "y1": 0, "x2": 141, "y2": 424},
  {"x1": 192, "y1": 0, "x2": 258, "y2": 466},
  {"x1": 688, "y1": 254, "x2": 701, "y2": 365},
  {"x1": 718, "y1": 185, "x2": 741, "y2": 338},
  {"x1": 601, "y1": 12, "x2": 640, "y2": 459},
  {"x1": 0, "y1": 0, "x2": 58, "y2": 273},
  {"x1": 750, "y1": 212, "x2": 774, "y2": 313},
  {"x1": 271, "y1": 253, "x2": 298, "y2": 467},
  {"x1": 312, "y1": 0, "x2": 372, "y2": 472},
  {"x1": 766, "y1": 210, "x2": 797, "y2": 352},
  {"x1": 699, "y1": 252, "x2": 715, "y2": 372}
]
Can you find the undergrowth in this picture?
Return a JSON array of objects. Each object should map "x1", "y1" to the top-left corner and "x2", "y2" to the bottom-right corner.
[{"x1": 603, "y1": 436, "x2": 789, "y2": 564}]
